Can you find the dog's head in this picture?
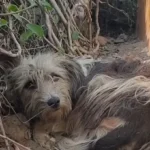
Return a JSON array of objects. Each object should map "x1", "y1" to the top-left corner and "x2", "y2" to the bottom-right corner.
[{"x1": 5, "y1": 53, "x2": 84, "y2": 121}]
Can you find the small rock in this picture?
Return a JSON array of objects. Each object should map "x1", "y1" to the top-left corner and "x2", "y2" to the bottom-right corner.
[
  {"x1": 118, "y1": 33, "x2": 128, "y2": 41},
  {"x1": 114, "y1": 38, "x2": 125, "y2": 44},
  {"x1": 92, "y1": 36, "x2": 109, "y2": 46},
  {"x1": 114, "y1": 33, "x2": 128, "y2": 44}
]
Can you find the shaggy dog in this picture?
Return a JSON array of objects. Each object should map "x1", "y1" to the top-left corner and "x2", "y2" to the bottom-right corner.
[
  {"x1": 3, "y1": 52, "x2": 150, "y2": 150},
  {"x1": 3, "y1": 53, "x2": 85, "y2": 149}
]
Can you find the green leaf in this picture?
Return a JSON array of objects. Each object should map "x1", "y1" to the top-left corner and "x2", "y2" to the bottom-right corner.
[
  {"x1": 40, "y1": 0, "x2": 53, "y2": 11},
  {"x1": 58, "y1": 47, "x2": 65, "y2": 54},
  {"x1": 0, "y1": 19, "x2": 8, "y2": 28},
  {"x1": 13, "y1": 14, "x2": 22, "y2": 22},
  {"x1": 53, "y1": 15, "x2": 59, "y2": 24},
  {"x1": 28, "y1": 0, "x2": 36, "y2": 5},
  {"x1": 20, "y1": 30, "x2": 33, "y2": 42},
  {"x1": 26, "y1": 24, "x2": 44, "y2": 38},
  {"x1": 8, "y1": 4, "x2": 19, "y2": 12},
  {"x1": 72, "y1": 31, "x2": 80, "y2": 40}
]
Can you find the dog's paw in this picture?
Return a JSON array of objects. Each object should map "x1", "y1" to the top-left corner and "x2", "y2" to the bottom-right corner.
[{"x1": 34, "y1": 133, "x2": 56, "y2": 149}]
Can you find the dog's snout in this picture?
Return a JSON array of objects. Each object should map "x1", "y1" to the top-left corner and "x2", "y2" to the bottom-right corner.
[{"x1": 47, "y1": 96, "x2": 60, "y2": 108}]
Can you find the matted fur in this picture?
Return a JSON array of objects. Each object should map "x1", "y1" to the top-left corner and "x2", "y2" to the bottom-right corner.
[
  {"x1": 57, "y1": 57, "x2": 150, "y2": 150},
  {"x1": 57, "y1": 75, "x2": 150, "y2": 150},
  {"x1": 140, "y1": 142, "x2": 150, "y2": 150},
  {"x1": 67, "y1": 74, "x2": 150, "y2": 130}
]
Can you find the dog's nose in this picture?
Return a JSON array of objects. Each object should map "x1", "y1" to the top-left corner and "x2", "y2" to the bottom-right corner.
[{"x1": 47, "y1": 96, "x2": 60, "y2": 108}]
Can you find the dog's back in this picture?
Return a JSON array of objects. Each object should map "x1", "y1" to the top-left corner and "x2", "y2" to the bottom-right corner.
[
  {"x1": 64, "y1": 57, "x2": 150, "y2": 150},
  {"x1": 85, "y1": 57, "x2": 150, "y2": 82},
  {"x1": 84, "y1": 58, "x2": 150, "y2": 150}
]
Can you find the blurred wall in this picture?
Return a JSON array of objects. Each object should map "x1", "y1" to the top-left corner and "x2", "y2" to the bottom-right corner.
[{"x1": 137, "y1": 0, "x2": 150, "y2": 48}]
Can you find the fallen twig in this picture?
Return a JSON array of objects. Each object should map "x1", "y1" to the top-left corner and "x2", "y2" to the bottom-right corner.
[{"x1": 0, "y1": 116, "x2": 11, "y2": 150}]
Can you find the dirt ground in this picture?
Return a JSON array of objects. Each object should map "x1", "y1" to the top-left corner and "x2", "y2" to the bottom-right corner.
[{"x1": 100, "y1": 34, "x2": 149, "y2": 61}]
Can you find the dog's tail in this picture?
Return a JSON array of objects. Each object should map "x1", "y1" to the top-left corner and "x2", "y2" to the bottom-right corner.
[{"x1": 57, "y1": 135, "x2": 94, "y2": 150}]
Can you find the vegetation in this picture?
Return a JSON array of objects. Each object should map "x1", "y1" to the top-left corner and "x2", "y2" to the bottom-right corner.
[
  {"x1": 0, "y1": 0, "x2": 93, "y2": 57},
  {"x1": 0, "y1": 0, "x2": 137, "y2": 57}
]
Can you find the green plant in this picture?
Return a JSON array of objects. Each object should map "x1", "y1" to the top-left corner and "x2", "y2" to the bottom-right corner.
[{"x1": 0, "y1": 0, "x2": 92, "y2": 56}]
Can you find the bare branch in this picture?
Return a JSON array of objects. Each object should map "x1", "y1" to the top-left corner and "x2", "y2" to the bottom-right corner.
[
  {"x1": 44, "y1": 37, "x2": 60, "y2": 52},
  {"x1": 0, "y1": 47, "x2": 20, "y2": 57},
  {"x1": 0, "y1": 5, "x2": 35, "y2": 16},
  {"x1": 93, "y1": 0, "x2": 100, "y2": 53},
  {"x1": 45, "y1": 13, "x2": 55, "y2": 44},
  {"x1": 68, "y1": 21, "x2": 72, "y2": 49},
  {"x1": 95, "y1": 0, "x2": 100, "y2": 38},
  {"x1": 106, "y1": 0, "x2": 134, "y2": 23},
  {"x1": 57, "y1": 0, "x2": 69, "y2": 20},
  {"x1": 8, "y1": 15, "x2": 22, "y2": 56},
  {"x1": 49, "y1": 0, "x2": 68, "y2": 25},
  {"x1": 0, "y1": 134, "x2": 31, "y2": 150},
  {"x1": 89, "y1": 0, "x2": 92, "y2": 50},
  {"x1": 45, "y1": 12, "x2": 62, "y2": 48}
]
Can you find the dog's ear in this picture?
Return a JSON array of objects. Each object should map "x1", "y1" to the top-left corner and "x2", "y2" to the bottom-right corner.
[
  {"x1": 0, "y1": 53, "x2": 21, "y2": 75},
  {"x1": 0, "y1": 53, "x2": 22, "y2": 114},
  {"x1": 61, "y1": 58, "x2": 85, "y2": 106}
]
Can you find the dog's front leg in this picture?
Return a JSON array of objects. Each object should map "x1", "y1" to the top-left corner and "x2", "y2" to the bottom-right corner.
[{"x1": 33, "y1": 121, "x2": 56, "y2": 150}]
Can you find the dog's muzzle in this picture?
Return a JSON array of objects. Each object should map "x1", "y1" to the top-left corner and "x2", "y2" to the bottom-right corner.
[{"x1": 47, "y1": 96, "x2": 60, "y2": 109}]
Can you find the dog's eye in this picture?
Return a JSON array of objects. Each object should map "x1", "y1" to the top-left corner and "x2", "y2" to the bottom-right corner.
[
  {"x1": 24, "y1": 81, "x2": 36, "y2": 89},
  {"x1": 51, "y1": 73, "x2": 60, "y2": 82},
  {"x1": 53, "y1": 76, "x2": 59, "y2": 82}
]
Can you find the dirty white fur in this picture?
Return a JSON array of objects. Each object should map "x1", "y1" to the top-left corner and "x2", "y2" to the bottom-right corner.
[{"x1": 74, "y1": 57, "x2": 95, "y2": 76}]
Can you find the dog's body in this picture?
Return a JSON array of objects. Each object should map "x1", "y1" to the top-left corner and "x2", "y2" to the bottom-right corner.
[
  {"x1": 57, "y1": 57, "x2": 150, "y2": 150},
  {"x1": 3, "y1": 52, "x2": 150, "y2": 150},
  {"x1": 63, "y1": 75, "x2": 150, "y2": 150}
]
